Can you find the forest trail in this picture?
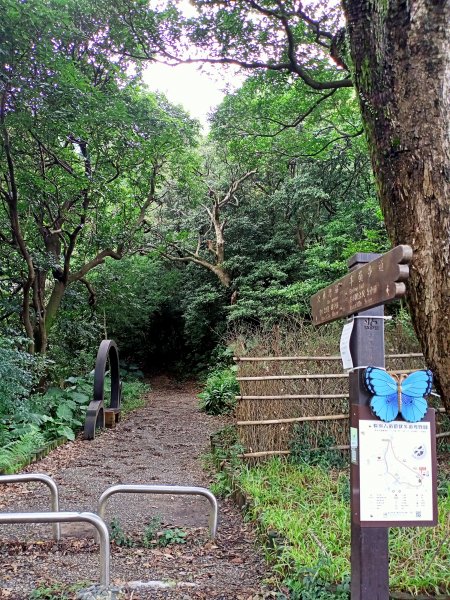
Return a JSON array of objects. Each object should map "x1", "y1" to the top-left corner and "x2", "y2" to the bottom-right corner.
[{"x1": 0, "y1": 377, "x2": 277, "y2": 599}]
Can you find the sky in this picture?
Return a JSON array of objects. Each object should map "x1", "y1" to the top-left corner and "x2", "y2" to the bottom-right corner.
[
  {"x1": 143, "y1": 63, "x2": 224, "y2": 128},
  {"x1": 143, "y1": 62, "x2": 243, "y2": 130},
  {"x1": 142, "y1": 0, "x2": 226, "y2": 129}
]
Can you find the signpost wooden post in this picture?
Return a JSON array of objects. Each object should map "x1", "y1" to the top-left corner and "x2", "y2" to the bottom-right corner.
[{"x1": 310, "y1": 245, "x2": 437, "y2": 600}]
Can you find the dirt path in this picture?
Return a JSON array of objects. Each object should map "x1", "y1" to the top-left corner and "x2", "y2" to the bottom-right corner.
[{"x1": 0, "y1": 377, "x2": 278, "y2": 599}]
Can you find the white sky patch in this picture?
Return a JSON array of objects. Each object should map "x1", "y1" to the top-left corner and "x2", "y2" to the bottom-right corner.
[{"x1": 143, "y1": 63, "x2": 225, "y2": 129}]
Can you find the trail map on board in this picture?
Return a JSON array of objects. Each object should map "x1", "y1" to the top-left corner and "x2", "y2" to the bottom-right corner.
[{"x1": 359, "y1": 420, "x2": 434, "y2": 522}]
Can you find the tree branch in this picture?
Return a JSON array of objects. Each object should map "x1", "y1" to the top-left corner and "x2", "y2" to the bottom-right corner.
[
  {"x1": 68, "y1": 249, "x2": 123, "y2": 283},
  {"x1": 79, "y1": 277, "x2": 96, "y2": 307}
]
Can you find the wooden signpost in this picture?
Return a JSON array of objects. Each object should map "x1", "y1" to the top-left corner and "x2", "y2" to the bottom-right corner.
[
  {"x1": 310, "y1": 245, "x2": 412, "y2": 326},
  {"x1": 311, "y1": 246, "x2": 438, "y2": 600}
]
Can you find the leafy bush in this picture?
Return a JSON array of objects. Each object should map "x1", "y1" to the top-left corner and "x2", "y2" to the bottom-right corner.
[
  {"x1": 204, "y1": 426, "x2": 244, "y2": 497},
  {"x1": 0, "y1": 367, "x2": 150, "y2": 474},
  {"x1": 0, "y1": 426, "x2": 46, "y2": 474},
  {"x1": 110, "y1": 517, "x2": 135, "y2": 547},
  {"x1": 0, "y1": 336, "x2": 34, "y2": 411},
  {"x1": 157, "y1": 527, "x2": 187, "y2": 547},
  {"x1": 24, "y1": 376, "x2": 92, "y2": 442},
  {"x1": 142, "y1": 516, "x2": 162, "y2": 548},
  {"x1": 110, "y1": 517, "x2": 186, "y2": 548},
  {"x1": 289, "y1": 423, "x2": 347, "y2": 470},
  {"x1": 198, "y1": 367, "x2": 239, "y2": 415},
  {"x1": 286, "y1": 569, "x2": 350, "y2": 599},
  {"x1": 121, "y1": 379, "x2": 149, "y2": 415}
]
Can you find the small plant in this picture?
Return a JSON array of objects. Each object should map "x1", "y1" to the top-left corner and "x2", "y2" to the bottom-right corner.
[
  {"x1": 142, "y1": 515, "x2": 162, "y2": 548},
  {"x1": 29, "y1": 582, "x2": 85, "y2": 599},
  {"x1": 121, "y1": 380, "x2": 149, "y2": 415},
  {"x1": 142, "y1": 519, "x2": 187, "y2": 547},
  {"x1": 198, "y1": 367, "x2": 239, "y2": 415},
  {"x1": 157, "y1": 527, "x2": 187, "y2": 547},
  {"x1": 204, "y1": 426, "x2": 244, "y2": 497},
  {"x1": 286, "y1": 569, "x2": 350, "y2": 600},
  {"x1": 210, "y1": 469, "x2": 235, "y2": 498},
  {"x1": 110, "y1": 517, "x2": 134, "y2": 547}
]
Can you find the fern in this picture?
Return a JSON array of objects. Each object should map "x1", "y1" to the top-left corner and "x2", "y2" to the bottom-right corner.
[{"x1": 0, "y1": 427, "x2": 46, "y2": 474}]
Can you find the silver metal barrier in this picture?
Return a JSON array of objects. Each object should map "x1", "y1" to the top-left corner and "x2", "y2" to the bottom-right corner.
[
  {"x1": 0, "y1": 511, "x2": 110, "y2": 586},
  {"x1": 98, "y1": 484, "x2": 218, "y2": 540},
  {"x1": 0, "y1": 473, "x2": 61, "y2": 541}
]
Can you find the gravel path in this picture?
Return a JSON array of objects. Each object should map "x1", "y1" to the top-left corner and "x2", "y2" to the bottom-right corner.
[{"x1": 0, "y1": 377, "x2": 278, "y2": 599}]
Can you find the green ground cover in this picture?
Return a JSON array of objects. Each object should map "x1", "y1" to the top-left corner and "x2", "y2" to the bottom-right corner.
[
  {"x1": 0, "y1": 375, "x2": 149, "y2": 474},
  {"x1": 238, "y1": 457, "x2": 449, "y2": 597}
]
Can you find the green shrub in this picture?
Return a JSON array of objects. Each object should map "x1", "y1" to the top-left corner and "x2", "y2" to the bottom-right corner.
[
  {"x1": 198, "y1": 367, "x2": 239, "y2": 415},
  {"x1": 142, "y1": 516, "x2": 162, "y2": 548},
  {"x1": 0, "y1": 337, "x2": 34, "y2": 412},
  {"x1": 0, "y1": 426, "x2": 46, "y2": 474},
  {"x1": 110, "y1": 518, "x2": 134, "y2": 547},
  {"x1": 157, "y1": 527, "x2": 187, "y2": 546},
  {"x1": 121, "y1": 379, "x2": 149, "y2": 415},
  {"x1": 289, "y1": 423, "x2": 347, "y2": 470}
]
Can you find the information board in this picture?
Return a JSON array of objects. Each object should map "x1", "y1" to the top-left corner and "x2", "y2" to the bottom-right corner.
[{"x1": 353, "y1": 407, "x2": 437, "y2": 527}]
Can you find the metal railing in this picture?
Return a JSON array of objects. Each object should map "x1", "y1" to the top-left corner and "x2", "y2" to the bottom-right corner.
[
  {"x1": 0, "y1": 474, "x2": 61, "y2": 541},
  {"x1": 98, "y1": 484, "x2": 218, "y2": 540},
  {"x1": 0, "y1": 511, "x2": 110, "y2": 586}
]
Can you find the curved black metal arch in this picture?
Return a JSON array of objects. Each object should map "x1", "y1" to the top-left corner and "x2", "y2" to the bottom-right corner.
[{"x1": 84, "y1": 340, "x2": 122, "y2": 440}]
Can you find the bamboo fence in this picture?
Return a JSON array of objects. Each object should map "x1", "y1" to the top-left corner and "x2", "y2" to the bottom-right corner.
[{"x1": 234, "y1": 354, "x2": 448, "y2": 459}]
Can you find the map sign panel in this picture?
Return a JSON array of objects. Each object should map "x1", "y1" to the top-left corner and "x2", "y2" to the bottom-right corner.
[
  {"x1": 311, "y1": 245, "x2": 412, "y2": 325},
  {"x1": 358, "y1": 416, "x2": 437, "y2": 526}
]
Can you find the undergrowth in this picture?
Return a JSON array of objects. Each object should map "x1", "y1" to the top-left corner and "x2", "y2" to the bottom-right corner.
[
  {"x1": 111, "y1": 516, "x2": 187, "y2": 548},
  {"x1": 203, "y1": 425, "x2": 244, "y2": 497},
  {"x1": 238, "y1": 457, "x2": 450, "y2": 597},
  {"x1": 289, "y1": 423, "x2": 347, "y2": 470},
  {"x1": 0, "y1": 372, "x2": 149, "y2": 474},
  {"x1": 198, "y1": 367, "x2": 239, "y2": 415}
]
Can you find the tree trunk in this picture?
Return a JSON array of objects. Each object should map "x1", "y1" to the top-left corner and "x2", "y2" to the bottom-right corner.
[
  {"x1": 342, "y1": 0, "x2": 450, "y2": 411},
  {"x1": 45, "y1": 280, "x2": 66, "y2": 334}
]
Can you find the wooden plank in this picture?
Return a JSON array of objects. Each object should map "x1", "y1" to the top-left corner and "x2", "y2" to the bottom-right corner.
[
  {"x1": 242, "y1": 445, "x2": 350, "y2": 458},
  {"x1": 236, "y1": 394, "x2": 349, "y2": 400},
  {"x1": 235, "y1": 353, "x2": 423, "y2": 362},
  {"x1": 242, "y1": 451, "x2": 290, "y2": 458},
  {"x1": 237, "y1": 369, "x2": 414, "y2": 381},
  {"x1": 311, "y1": 245, "x2": 412, "y2": 325},
  {"x1": 237, "y1": 373, "x2": 348, "y2": 381},
  {"x1": 237, "y1": 414, "x2": 348, "y2": 426}
]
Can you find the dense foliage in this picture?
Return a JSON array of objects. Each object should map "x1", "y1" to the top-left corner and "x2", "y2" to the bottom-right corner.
[
  {"x1": 0, "y1": 0, "x2": 392, "y2": 373},
  {"x1": 1, "y1": 0, "x2": 445, "y2": 472}
]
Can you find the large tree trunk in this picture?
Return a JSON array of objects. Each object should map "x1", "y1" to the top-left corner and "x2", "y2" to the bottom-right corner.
[{"x1": 342, "y1": 0, "x2": 450, "y2": 411}]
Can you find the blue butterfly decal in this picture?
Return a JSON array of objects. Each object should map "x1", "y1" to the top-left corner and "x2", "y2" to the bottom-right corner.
[{"x1": 364, "y1": 367, "x2": 433, "y2": 423}]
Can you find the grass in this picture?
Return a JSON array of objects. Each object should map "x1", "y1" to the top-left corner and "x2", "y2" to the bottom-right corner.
[{"x1": 238, "y1": 457, "x2": 450, "y2": 596}]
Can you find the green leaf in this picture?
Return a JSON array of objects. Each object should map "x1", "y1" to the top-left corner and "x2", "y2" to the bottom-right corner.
[
  {"x1": 56, "y1": 404, "x2": 73, "y2": 421},
  {"x1": 70, "y1": 392, "x2": 90, "y2": 404},
  {"x1": 57, "y1": 425, "x2": 75, "y2": 441}
]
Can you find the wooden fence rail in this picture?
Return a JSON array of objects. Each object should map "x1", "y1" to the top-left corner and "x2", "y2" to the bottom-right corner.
[
  {"x1": 236, "y1": 394, "x2": 349, "y2": 400},
  {"x1": 237, "y1": 369, "x2": 416, "y2": 382},
  {"x1": 235, "y1": 353, "x2": 423, "y2": 362},
  {"x1": 234, "y1": 353, "x2": 447, "y2": 458}
]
